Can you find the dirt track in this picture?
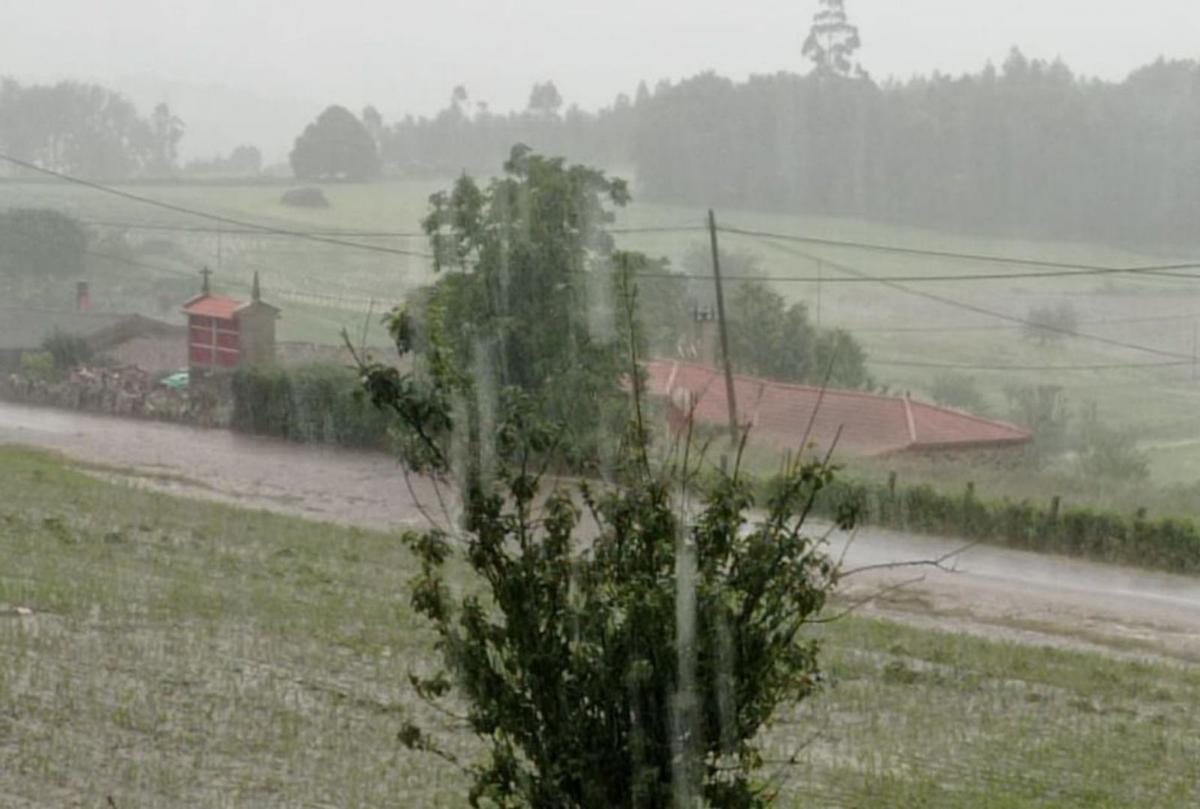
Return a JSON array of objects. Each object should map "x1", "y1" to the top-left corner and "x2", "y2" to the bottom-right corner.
[{"x1": 3, "y1": 401, "x2": 1200, "y2": 660}]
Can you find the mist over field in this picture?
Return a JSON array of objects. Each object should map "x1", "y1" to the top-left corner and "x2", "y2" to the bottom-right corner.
[{"x1": 3, "y1": 2, "x2": 1200, "y2": 806}]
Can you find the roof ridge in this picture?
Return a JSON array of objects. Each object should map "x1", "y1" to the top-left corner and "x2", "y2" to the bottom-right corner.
[
  {"x1": 908, "y1": 398, "x2": 1032, "y2": 437},
  {"x1": 648, "y1": 358, "x2": 909, "y2": 404}
]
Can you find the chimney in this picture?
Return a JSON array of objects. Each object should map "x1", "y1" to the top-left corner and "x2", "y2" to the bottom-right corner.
[{"x1": 76, "y1": 281, "x2": 90, "y2": 312}]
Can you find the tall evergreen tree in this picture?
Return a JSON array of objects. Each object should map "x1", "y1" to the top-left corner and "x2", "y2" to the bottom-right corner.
[{"x1": 802, "y1": 0, "x2": 862, "y2": 77}]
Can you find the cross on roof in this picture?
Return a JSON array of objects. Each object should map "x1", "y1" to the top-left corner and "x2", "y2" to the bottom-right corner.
[{"x1": 200, "y1": 266, "x2": 213, "y2": 294}]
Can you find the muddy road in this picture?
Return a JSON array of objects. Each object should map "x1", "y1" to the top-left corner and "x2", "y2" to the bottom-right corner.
[{"x1": 3, "y1": 401, "x2": 1200, "y2": 660}]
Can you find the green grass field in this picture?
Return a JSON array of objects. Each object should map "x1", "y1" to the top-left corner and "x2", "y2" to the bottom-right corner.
[
  {"x1": 3, "y1": 174, "x2": 1200, "y2": 504},
  {"x1": 2, "y1": 445, "x2": 1199, "y2": 807}
]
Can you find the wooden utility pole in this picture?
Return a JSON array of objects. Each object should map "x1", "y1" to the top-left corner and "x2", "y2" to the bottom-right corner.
[{"x1": 708, "y1": 209, "x2": 739, "y2": 445}]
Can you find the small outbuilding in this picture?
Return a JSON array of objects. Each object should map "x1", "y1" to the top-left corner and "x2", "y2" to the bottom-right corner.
[{"x1": 183, "y1": 271, "x2": 279, "y2": 372}]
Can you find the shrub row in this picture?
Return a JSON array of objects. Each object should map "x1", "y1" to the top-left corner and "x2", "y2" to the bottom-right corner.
[
  {"x1": 779, "y1": 475, "x2": 1200, "y2": 575},
  {"x1": 230, "y1": 364, "x2": 391, "y2": 450}
]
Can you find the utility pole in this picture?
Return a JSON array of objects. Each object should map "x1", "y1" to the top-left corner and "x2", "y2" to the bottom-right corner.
[
  {"x1": 1192, "y1": 319, "x2": 1197, "y2": 382},
  {"x1": 708, "y1": 209, "x2": 739, "y2": 445}
]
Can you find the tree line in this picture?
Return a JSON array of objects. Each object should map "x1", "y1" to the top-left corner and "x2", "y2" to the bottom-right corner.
[
  {"x1": 375, "y1": 53, "x2": 1200, "y2": 247},
  {"x1": 0, "y1": 79, "x2": 185, "y2": 178}
]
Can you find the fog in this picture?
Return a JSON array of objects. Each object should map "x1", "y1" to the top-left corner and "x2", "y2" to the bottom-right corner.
[{"x1": 5, "y1": 0, "x2": 1200, "y2": 159}]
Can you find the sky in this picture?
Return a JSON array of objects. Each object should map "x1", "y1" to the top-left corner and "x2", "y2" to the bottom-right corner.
[{"x1": 4, "y1": 0, "x2": 1198, "y2": 161}]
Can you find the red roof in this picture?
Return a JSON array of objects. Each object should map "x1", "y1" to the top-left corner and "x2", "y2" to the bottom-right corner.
[
  {"x1": 182, "y1": 294, "x2": 243, "y2": 320},
  {"x1": 643, "y1": 359, "x2": 1031, "y2": 457}
]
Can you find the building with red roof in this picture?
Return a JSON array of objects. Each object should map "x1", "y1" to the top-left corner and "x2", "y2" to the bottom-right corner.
[
  {"x1": 643, "y1": 359, "x2": 1031, "y2": 458},
  {"x1": 183, "y1": 271, "x2": 279, "y2": 371}
]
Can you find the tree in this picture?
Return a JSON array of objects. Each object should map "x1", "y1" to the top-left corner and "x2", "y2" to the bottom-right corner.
[
  {"x1": 930, "y1": 373, "x2": 989, "y2": 415},
  {"x1": 362, "y1": 105, "x2": 385, "y2": 150},
  {"x1": 682, "y1": 247, "x2": 870, "y2": 388},
  {"x1": 355, "y1": 239, "x2": 859, "y2": 808},
  {"x1": 0, "y1": 209, "x2": 87, "y2": 278},
  {"x1": 0, "y1": 80, "x2": 158, "y2": 177},
  {"x1": 1006, "y1": 384, "x2": 1070, "y2": 462},
  {"x1": 527, "y1": 81, "x2": 564, "y2": 118},
  {"x1": 148, "y1": 102, "x2": 185, "y2": 175},
  {"x1": 228, "y1": 144, "x2": 263, "y2": 174},
  {"x1": 728, "y1": 279, "x2": 817, "y2": 383},
  {"x1": 1075, "y1": 404, "x2": 1149, "y2": 482},
  {"x1": 416, "y1": 144, "x2": 637, "y2": 469},
  {"x1": 289, "y1": 105, "x2": 381, "y2": 181},
  {"x1": 802, "y1": 0, "x2": 862, "y2": 78},
  {"x1": 813, "y1": 328, "x2": 871, "y2": 389}
]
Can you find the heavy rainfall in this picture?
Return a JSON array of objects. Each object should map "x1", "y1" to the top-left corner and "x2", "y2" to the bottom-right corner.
[{"x1": 2, "y1": 1, "x2": 1200, "y2": 806}]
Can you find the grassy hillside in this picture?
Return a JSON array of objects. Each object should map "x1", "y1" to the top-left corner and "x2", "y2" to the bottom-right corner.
[
  {"x1": 3, "y1": 175, "x2": 1200, "y2": 497},
  {"x1": 1, "y1": 446, "x2": 1199, "y2": 807}
]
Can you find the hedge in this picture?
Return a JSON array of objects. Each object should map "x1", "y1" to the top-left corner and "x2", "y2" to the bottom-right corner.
[
  {"x1": 230, "y1": 364, "x2": 391, "y2": 450},
  {"x1": 769, "y1": 474, "x2": 1200, "y2": 575}
]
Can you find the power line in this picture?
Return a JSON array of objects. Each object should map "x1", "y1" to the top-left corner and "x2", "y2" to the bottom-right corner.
[
  {"x1": 870, "y1": 358, "x2": 1194, "y2": 372},
  {"x1": 77, "y1": 217, "x2": 705, "y2": 239},
  {"x1": 79, "y1": 218, "x2": 429, "y2": 239},
  {"x1": 0, "y1": 153, "x2": 436, "y2": 260},
  {"x1": 717, "y1": 224, "x2": 1200, "y2": 281},
  {"x1": 849, "y1": 312, "x2": 1200, "y2": 334},
  {"x1": 753, "y1": 238, "x2": 1194, "y2": 361},
  {"x1": 635, "y1": 264, "x2": 1200, "y2": 285}
]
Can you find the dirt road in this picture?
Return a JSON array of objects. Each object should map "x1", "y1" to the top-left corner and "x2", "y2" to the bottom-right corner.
[{"x1": 3, "y1": 401, "x2": 1200, "y2": 660}]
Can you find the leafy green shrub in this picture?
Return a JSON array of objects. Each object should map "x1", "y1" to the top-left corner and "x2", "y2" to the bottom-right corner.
[
  {"x1": 231, "y1": 364, "x2": 390, "y2": 448},
  {"x1": 402, "y1": 449, "x2": 850, "y2": 808},
  {"x1": 930, "y1": 373, "x2": 989, "y2": 415},
  {"x1": 788, "y1": 473, "x2": 1200, "y2": 574},
  {"x1": 18, "y1": 351, "x2": 57, "y2": 383},
  {"x1": 41, "y1": 330, "x2": 93, "y2": 371},
  {"x1": 1074, "y1": 407, "x2": 1149, "y2": 483}
]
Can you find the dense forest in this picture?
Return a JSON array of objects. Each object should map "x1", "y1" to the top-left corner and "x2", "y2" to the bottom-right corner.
[
  {"x1": 380, "y1": 53, "x2": 1200, "y2": 247},
  {"x1": 5, "y1": 49, "x2": 1200, "y2": 247},
  {"x1": 0, "y1": 79, "x2": 184, "y2": 178}
]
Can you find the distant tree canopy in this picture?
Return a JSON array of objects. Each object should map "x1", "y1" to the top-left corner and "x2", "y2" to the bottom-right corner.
[
  {"x1": 0, "y1": 209, "x2": 88, "y2": 278},
  {"x1": 379, "y1": 55, "x2": 1200, "y2": 247},
  {"x1": 289, "y1": 105, "x2": 381, "y2": 181},
  {"x1": 675, "y1": 247, "x2": 872, "y2": 389},
  {"x1": 0, "y1": 79, "x2": 184, "y2": 178},
  {"x1": 184, "y1": 144, "x2": 262, "y2": 176},
  {"x1": 527, "y1": 80, "x2": 564, "y2": 118},
  {"x1": 803, "y1": 0, "x2": 863, "y2": 78}
]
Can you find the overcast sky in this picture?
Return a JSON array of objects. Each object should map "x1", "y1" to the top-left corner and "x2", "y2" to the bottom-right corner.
[{"x1": 5, "y1": 0, "x2": 1198, "y2": 160}]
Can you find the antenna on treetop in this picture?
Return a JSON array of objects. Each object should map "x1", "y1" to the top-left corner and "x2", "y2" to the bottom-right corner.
[
  {"x1": 200, "y1": 266, "x2": 212, "y2": 294},
  {"x1": 251, "y1": 270, "x2": 261, "y2": 302}
]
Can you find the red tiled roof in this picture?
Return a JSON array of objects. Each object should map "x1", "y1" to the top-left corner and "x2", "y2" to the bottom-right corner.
[
  {"x1": 643, "y1": 359, "x2": 1031, "y2": 457},
  {"x1": 182, "y1": 294, "x2": 242, "y2": 320}
]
